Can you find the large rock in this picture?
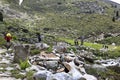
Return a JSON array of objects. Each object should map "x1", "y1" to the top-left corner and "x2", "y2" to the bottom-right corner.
[
  {"x1": 85, "y1": 64, "x2": 107, "y2": 76},
  {"x1": 51, "y1": 72, "x2": 73, "y2": 80},
  {"x1": 63, "y1": 61, "x2": 97, "y2": 80},
  {"x1": 82, "y1": 74, "x2": 97, "y2": 80},
  {"x1": 45, "y1": 61, "x2": 58, "y2": 70},
  {"x1": 53, "y1": 42, "x2": 70, "y2": 53},
  {"x1": 33, "y1": 70, "x2": 52, "y2": 80},
  {"x1": 33, "y1": 71, "x2": 73, "y2": 80},
  {"x1": 13, "y1": 44, "x2": 30, "y2": 63},
  {"x1": 35, "y1": 43, "x2": 49, "y2": 50}
]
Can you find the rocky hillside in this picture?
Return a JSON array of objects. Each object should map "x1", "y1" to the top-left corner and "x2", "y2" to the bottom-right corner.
[
  {"x1": 0, "y1": 1, "x2": 120, "y2": 80},
  {"x1": 0, "y1": 0, "x2": 120, "y2": 43}
]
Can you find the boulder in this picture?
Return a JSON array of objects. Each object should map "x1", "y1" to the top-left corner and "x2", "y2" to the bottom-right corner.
[
  {"x1": 85, "y1": 64, "x2": 107, "y2": 74},
  {"x1": 35, "y1": 43, "x2": 49, "y2": 50},
  {"x1": 33, "y1": 70, "x2": 52, "y2": 80},
  {"x1": 82, "y1": 74, "x2": 97, "y2": 80},
  {"x1": 63, "y1": 61, "x2": 83, "y2": 79},
  {"x1": 45, "y1": 61, "x2": 58, "y2": 70},
  {"x1": 33, "y1": 71, "x2": 73, "y2": 80},
  {"x1": 13, "y1": 44, "x2": 30, "y2": 63},
  {"x1": 40, "y1": 51, "x2": 60, "y2": 61},
  {"x1": 53, "y1": 42, "x2": 70, "y2": 53},
  {"x1": 51, "y1": 72, "x2": 73, "y2": 80}
]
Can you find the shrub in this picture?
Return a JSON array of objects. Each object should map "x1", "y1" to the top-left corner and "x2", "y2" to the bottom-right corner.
[
  {"x1": 30, "y1": 49, "x2": 40, "y2": 55},
  {"x1": 67, "y1": 46, "x2": 77, "y2": 53},
  {"x1": 11, "y1": 70, "x2": 25, "y2": 79},
  {"x1": 19, "y1": 59, "x2": 30, "y2": 70},
  {"x1": 0, "y1": 37, "x2": 6, "y2": 47},
  {"x1": 26, "y1": 71, "x2": 35, "y2": 80},
  {"x1": 46, "y1": 46, "x2": 52, "y2": 53}
]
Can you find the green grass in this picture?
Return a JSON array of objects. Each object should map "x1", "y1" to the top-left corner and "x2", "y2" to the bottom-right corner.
[
  {"x1": 59, "y1": 37, "x2": 103, "y2": 49},
  {"x1": 84, "y1": 42, "x2": 103, "y2": 49},
  {"x1": 98, "y1": 37, "x2": 120, "y2": 45},
  {"x1": 59, "y1": 37, "x2": 120, "y2": 58},
  {"x1": 19, "y1": 59, "x2": 30, "y2": 70},
  {"x1": 1, "y1": 0, "x2": 120, "y2": 50},
  {"x1": 1, "y1": 0, "x2": 120, "y2": 39}
]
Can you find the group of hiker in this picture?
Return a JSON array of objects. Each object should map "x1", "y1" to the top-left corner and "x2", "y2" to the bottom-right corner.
[
  {"x1": 74, "y1": 36, "x2": 85, "y2": 46},
  {"x1": 3, "y1": 31, "x2": 82, "y2": 46},
  {"x1": 3, "y1": 31, "x2": 43, "y2": 50},
  {"x1": 3, "y1": 32, "x2": 43, "y2": 43}
]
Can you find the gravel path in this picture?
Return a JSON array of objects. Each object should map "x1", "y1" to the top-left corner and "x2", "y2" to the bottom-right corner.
[{"x1": 0, "y1": 48, "x2": 20, "y2": 80}]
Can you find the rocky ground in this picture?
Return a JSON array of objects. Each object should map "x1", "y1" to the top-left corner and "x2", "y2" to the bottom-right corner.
[
  {"x1": 0, "y1": 42, "x2": 120, "y2": 80},
  {"x1": 0, "y1": 49, "x2": 19, "y2": 80}
]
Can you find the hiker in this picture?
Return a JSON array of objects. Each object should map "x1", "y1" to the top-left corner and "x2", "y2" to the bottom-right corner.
[
  {"x1": 36, "y1": 33, "x2": 42, "y2": 42},
  {"x1": 78, "y1": 36, "x2": 84, "y2": 45},
  {"x1": 4, "y1": 32, "x2": 12, "y2": 43},
  {"x1": 74, "y1": 39, "x2": 79, "y2": 46},
  {"x1": 4, "y1": 32, "x2": 12, "y2": 50}
]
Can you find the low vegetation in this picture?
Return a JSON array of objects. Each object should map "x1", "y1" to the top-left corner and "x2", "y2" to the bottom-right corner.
[
  {"x1": 0, "y1": 0, "x2": 120, "y2": 79},
  {"x1": 19, "y1": 59, "x2": 30, "y2": 70}
]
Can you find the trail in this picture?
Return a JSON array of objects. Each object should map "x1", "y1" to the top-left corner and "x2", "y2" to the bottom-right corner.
[
  {"x1": 0, "y1": 48, "x2": 7, "y2": 54},
  {"x1": 0, "y1": 48, "x2": 20, "y2": 80}
]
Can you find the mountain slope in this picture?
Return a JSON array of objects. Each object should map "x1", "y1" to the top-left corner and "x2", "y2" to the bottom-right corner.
[{"x1": 0, "y1": 0, "x2": 120, "y2": 39}]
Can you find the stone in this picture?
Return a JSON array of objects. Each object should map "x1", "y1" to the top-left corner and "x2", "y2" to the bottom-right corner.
[
  {"x1": 63, "y1": 62, "x2": 71, "y2": 71},
  {"x1": 52, "y1": 72, "x2": 73, "y2": 80},
  {"x1": 33, "y1": 70, "x2": 52, "y2": 80},
  {"x1": 85, "y1": 64, "x2": 107, "y2": 73},
  {"x1": 45, "y1": 61, "x2": 58, "y2": 70},
  {"x1": 63, "y1": 61, "x2": 83, "y2": 79},
  {"x1": 35, "y1": 43, "x2": 49, "y2": 50},
  {"x1": 13, "y1": 44, "x2": 30, "y2": 63},
  {"x1": 53, "y1": 42, "x2": 70, "y2": 53},
  {"x1": 39, "y1": 51, "x2": 60, "y2": 61},
  {"x1": 82, "y1": 74, "x2": 97, "y2": 80}
]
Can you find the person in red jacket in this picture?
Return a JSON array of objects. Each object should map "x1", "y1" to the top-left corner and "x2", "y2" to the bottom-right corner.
[{"x1": 4, "y1": 33, "x2": 12, "y2": 42}]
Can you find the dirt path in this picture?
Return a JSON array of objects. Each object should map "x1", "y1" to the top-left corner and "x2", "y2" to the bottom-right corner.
[
  {"x1": 0, "y1": 48, "x2": 7, "y2": 54},
  {"x1": 0, "y1": 48, "x2": 21, "y2": 80}
]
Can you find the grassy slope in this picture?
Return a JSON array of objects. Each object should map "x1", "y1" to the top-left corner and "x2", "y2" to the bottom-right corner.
[
  {"x1": 0, "y1": 0, "x2": 120, "y2": 45},
  {"x1": 60, "y1": 37, "x2": 120, "y2": 57},
  {"x1": 1, "y1": 0, "x2": 120, "y2": 36}
]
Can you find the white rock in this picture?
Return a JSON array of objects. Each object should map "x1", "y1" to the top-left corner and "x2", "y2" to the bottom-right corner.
[
  {"x1": 19, "y1": 0, "x2": 23, "y2": 5},
  {"x1": 82, "y1": 74, "x2": 97, "y2": 80}
]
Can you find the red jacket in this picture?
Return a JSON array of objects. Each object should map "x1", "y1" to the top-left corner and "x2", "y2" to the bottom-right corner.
[{"x1": 4, "y1": 36, "x2": 12, "y2": 42}]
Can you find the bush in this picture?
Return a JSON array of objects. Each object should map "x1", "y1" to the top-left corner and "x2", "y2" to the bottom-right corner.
[
  {"x1": 67, "y1": 46, "x2": 77, "y2": 53},
  {"x1": 11, "y1": 70, "x2": 25, "y2": 79},
  {"x1": 19, "y1": 59, "x2": 30, "y2": 70},
  {"x1": 26, "y1": 71, "x2": 35, "y2": 80},
  {"x1": 0, "y1": 37, "x2": 6, "y2": 47},
  {"x1": 30, "y1": 49, "x2": 40, "y2": 55},
  {"x1": 98, "y1": 37, "x2": 120, "y2": 46},
  {"x1": 45, "y1": 46, "x2": 52, "y2": 53}
]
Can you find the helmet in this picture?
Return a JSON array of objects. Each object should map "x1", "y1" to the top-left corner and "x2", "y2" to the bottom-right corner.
[{"x1": 6, "y1": 33, "x2": 11, "y2": 37}]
